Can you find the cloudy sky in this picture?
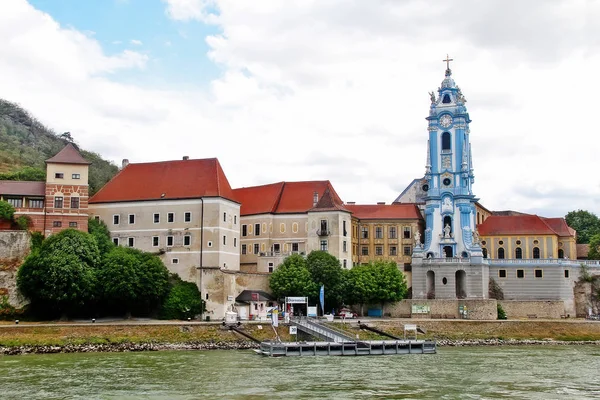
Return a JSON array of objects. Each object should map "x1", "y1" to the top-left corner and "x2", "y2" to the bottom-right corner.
[{"x1": 1, "y1": 0, "x2": 598, "y2": 217}]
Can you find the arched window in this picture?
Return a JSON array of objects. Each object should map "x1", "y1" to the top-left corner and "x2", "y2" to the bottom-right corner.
[
  {"x1": 515, "y1": 247, "x2": 522, "y2": 259},
  {"x1": 558, "y1": 249, "x2": 564, "y2": 258},
  {"x1": 482, "y1": 248, "x2": 488, "y2": 258},
  {"x1": 497, "y1": 248, "x2": 505, "y2": 259},
  {"x1": 442, "y1": 132, "x2": 451, "y2": 151},
  {"x1": 533, "y1": 247, "x2": 540, "y2": 259},
  {"x1": 442, "y1": 94, "x2": 451, "y2": 104}
]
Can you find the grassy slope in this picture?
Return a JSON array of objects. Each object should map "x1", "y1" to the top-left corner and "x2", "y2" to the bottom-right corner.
[
  {"x1": 0, "y1": 99, "x2": 118, "y2": 195},
  {"x1": 1, "y1": 320, "x2": 599, "y2": 347}
]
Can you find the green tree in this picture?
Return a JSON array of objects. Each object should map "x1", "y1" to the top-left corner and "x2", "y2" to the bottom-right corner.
[
  {"x1": 370, "y1": 260, "x2": 408, "y2": 308},
  {"x1": 0, "y1": 200, "x2": 15, "y2": 221},
  {"x1": 88, "y1": 217, "x2": 114, "y2": 255},
  {"x1": 96, "y1": 246, "x2": 170, "y2": 316},
  {"x1": 565, "y1": 210, "x2": 600, "y2": 244},
  {"x1": 269, "y1": 254, "x2": 318, "y2": 300},
  {"x1": 306, "y1": 251, "x2": 345, "y2": 310},
  {"x1": 0, "y1": 166, "x2": 45, "y2": 181},
  {"x1": 160, "y1": 274, "x2": 205, "y2": 320},
  {"x1": 588, "y1": 234, "x2": 600, "y2": 260},
  {"x1": 17, "y1": 229, "x2": 100, "y2": 317},
  {"x1": 345, "y1": 264, "x2": 377, "y2": 316}
]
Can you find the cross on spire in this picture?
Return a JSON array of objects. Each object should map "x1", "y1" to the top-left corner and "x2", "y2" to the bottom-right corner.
[{"x1": 443, "y1": 54, "x2": 453, "y2": 70}]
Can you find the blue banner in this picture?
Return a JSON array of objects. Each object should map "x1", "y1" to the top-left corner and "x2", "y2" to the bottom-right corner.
[{"x1": 319, "y1": 285, "x2": 325, "y2": 315}]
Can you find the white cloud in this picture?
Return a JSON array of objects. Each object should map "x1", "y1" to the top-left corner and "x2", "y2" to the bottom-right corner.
[
  {"x1": 1, "y1": 0, "x2": 599, "y2": 219},
  {"x1": 130, "y1": 39, "x2": 143, "y2": 46}
]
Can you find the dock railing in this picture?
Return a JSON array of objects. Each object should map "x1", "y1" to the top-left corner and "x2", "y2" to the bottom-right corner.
[{"x1": 291, "y1": 316, "x2": 355, "y2": 343}]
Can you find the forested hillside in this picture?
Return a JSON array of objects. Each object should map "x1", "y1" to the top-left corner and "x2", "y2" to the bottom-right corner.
[{"x1": 0, "y1": 99, "x2": 118, "y2": 195}]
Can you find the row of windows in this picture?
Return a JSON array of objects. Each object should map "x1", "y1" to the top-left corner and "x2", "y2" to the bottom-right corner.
[
  {"x1": 497, "y1": 269, "x2": 570, "y2": 279},
  {"x1": 3, "y1": 198, "x2": 45, "y2": 208},
  {"x1": 356, "y1": 226, "x2": 412, "y2": 240},
  {"x1": 53, "y1": 197, "x2": 80, "y2": 209},
  {"x1": 52, "y1": 221, "x2": 78, "y2": 228},
  {"x1": 241, "y1": 220, "x2": 349, "y2": 237},
  {"x1": 113, "y1": 211, "x2": 193, "y2": 225},
  {"x1": 113, "y1": 235, "x2": 237, "y2": 248},
  {"x1": 483, "y1": 247, "x2": 554, "y2": 259},
  {"x1": 358, "y1": 245, "x2": 412, "y2": 256},
  {"x1": 54, "y1": 173, "x2": 81, "y2": 180},
  {"x1": 241, "y1": 242, "x2": 303, "y2": 255}
]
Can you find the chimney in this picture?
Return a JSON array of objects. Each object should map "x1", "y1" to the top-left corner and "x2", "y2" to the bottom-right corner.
[
  {"x1": 377, "y1": 202, "x2": 386, "y2": 205},
  {"x1": 121, "y1": 159, "x2": 129, "y2": 169},
  {"x1": 182, "y1": 156, "x2": 189, "y2": 161},
  {"x1": 313, "y1": 191, "x2": 319, "y2": 206},
  {"x1": 346, "y1": 202, "x2": 356, "y2": 205}
]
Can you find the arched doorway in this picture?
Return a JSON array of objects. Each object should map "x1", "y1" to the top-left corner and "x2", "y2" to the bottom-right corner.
[
  {"x1": 455, "y1": 270, "x2": 467, "y2": 299},
  {"x1": 443, "y1": 246, "x2": 453, "y2": 258},
  {"x1": 426, "y1": 270, "x2": 435, "y2": 299}
]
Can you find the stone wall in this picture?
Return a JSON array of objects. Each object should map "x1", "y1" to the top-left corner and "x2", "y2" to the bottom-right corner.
[
  {"x1": 384, "y1": 299, "x2": 497, "y2": 320},
  {"x1": 0, "y1": 231, "x2": 30, "y2": 308},
  {"x1": 498, "y1": 300, "x2": 567, "y2": 319}
]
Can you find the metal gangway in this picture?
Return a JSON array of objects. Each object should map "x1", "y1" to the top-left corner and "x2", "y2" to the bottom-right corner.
[{"x1": 291, "y1": 317, "x2": 355, "y2": 343}]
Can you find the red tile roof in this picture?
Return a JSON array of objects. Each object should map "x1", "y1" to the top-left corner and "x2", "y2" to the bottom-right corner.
[
  {"x1": 0, "y1": 181, "x2": 46, "y2": 196},
  {"x1": 478, "y1": 215, "x2": 562, "y2": 236},
  {"x1": 233, "y1": 181, "x2": 344, "y2": 216},
  {"x1": 309, "y1": 187, "x2": 350, "y2": 213},
  {"x1": 345, "y1": 203, "x2": 423, "y2": 220},
  {"x1": 541, "y1": 217, "x2": 575, "y2": 237},
  {"x1": 46, "y1": 143, "x2": 91, "y2": 165},
  {"x1": 89, "y1": 158, "x2": 236, "y2": 203}
]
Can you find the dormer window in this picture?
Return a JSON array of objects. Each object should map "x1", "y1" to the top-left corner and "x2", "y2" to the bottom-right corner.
[
  {"x1": 442, "y1": 94, "x2": 451, "y2": 103},
  {"x1": 55, "y1": 173, "x2": 64, "y2": 179}
]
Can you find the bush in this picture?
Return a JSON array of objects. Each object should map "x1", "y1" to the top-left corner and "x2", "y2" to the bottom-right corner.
[
  {"x1": 0, "y1": 200, "x2": 15, "y2": 221},
  {"x1": 15, "y1": 215, "x2": 32, "y2": 230},
  {"x1": 497, "y1": 303, "x2": 507, "y2": 320},
  {"x1": 30, "y1": 231, "x2": 44, "y2": 251},
  {"x1": 0, "y1": 296, "x2": 24, "y2": 320},
  {"x1": 160, "y1": 275, "x2": 204, "y2": 320}
]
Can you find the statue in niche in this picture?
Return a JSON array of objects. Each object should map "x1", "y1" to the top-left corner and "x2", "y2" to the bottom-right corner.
[
  {"x1": 414, "y1": 231, "x2": 421, "y2": 247},
  {"x1": 443, "y1": 223, "x2": 452, "y2": 238},
  {"x1": 472, "y1": 229, "x2": 480, "y2": 244},
  {"x1": 429, "y1": 91, "x2": 436, "y2": 104}
]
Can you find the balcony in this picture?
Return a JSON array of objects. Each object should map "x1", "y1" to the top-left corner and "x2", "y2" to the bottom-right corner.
[{"x1": 316, "y1": 229, "x2": 330, "y2": 236}]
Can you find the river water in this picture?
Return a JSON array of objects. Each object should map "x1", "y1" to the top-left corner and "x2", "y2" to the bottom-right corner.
[{"x1": 1, "y1": 346, "x2": 599, "y2": 399}]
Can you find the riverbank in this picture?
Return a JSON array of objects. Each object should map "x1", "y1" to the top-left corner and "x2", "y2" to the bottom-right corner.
[{"x1": 1, "y1": 319, "x2": 600, "y2": 355}]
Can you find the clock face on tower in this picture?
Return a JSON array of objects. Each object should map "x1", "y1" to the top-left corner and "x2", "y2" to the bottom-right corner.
[{"x1": 440, "y1": 114, "x2": 453, "y2": 128}]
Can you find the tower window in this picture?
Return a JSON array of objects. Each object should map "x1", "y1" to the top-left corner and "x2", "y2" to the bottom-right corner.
[
  {"x1": 441, "y1": 132, "x2": 451, "y2": 151},
  {"x1": 442, "y1": 94, "x2": 451, "y2": 104}
]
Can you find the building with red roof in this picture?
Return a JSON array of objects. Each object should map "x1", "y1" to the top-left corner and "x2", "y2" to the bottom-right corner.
[
  {"x1": 232, "y1": 181, "x2": 353, "y2": 272},
  {"x1": 0, "y1": 143, "x2": 90, "y2": 234},
  {"x1": 477, "y1": 214, "x2": 576, "y2": 260},
  {"x1": 89, "y1": 156, "x2": 242, "y2": 318}
]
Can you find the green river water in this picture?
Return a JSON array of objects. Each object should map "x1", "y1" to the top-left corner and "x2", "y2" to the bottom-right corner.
[{"x1": 1, "y1": 346, "x2": 599, "y2": 399}]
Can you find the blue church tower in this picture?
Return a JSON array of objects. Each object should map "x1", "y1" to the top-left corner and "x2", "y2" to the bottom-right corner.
[
  {"x1": 418, "y1": 57, "x2": 482, "y2": 258},
  {"x1": 412, "y1": 57, "x2": 487, "y2": 300}
]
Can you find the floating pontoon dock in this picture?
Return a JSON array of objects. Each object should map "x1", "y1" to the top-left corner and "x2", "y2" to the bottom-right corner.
[
  {"x1": 255, "y1": 339, "x2": 436, "y2": 357},
  {"x1": 250, "y1": 317, "x2": 436, "y2": 357}
]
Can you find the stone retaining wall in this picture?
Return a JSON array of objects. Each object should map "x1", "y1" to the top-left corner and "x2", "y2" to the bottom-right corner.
[
  {"x1": 0, "y1": 231, "x2": 30, "y2": 308},
  {"x1": 498, "y1": 300, "x2": 567, "y2": 319},
  {"x1": 383, "y1": 299, "x2": 497, "y2": 320}
]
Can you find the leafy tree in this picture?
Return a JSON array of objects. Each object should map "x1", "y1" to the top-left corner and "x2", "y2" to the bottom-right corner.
[
  {"x1": 345, "y1": 261, "x2": 407, "y2": 315},
  {"x1": 0, "y1": 200, "x2": 15, "y2": 221},
  {"x1": 269, "y1": 254, "x2": 318, "y2": 300},
  {"x1": 306, "y1": 251, "x2": 346, "y2": 309},
  {"x1": 17, "y1": 229, "x2": 100, "y2": 316},
  {"x1": 370, "y1": 260, "x2": 408, "y2": 308},
  {"x1": 345, "y1": 264, "x2": 377, "y2": 316},
  {"x1": 15, "y1": 215, "x2": 32, "y2": 230},
  {"x1": 565, "y1": 210, "x2": 600, "y2": 244},
  {"x1": 160, "y1": 274, "x2": 204, "y2": 320},
  {"x1": 88, "y1": 217, "x2": 114, "y2": 255},
  {"x1": 96, "y1": 247, "x2": 170, "y2": 316},
  {"x1": 588, "y1": 234, "x2": 600, "y2": 260},
  {"x1": 0, "y1": 166, "x2": 45, "y2": 181}
]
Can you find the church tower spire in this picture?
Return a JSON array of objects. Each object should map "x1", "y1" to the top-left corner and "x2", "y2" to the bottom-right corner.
[{"x1": 415, "y1": 57, "x2": 481, "y2": 259}]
